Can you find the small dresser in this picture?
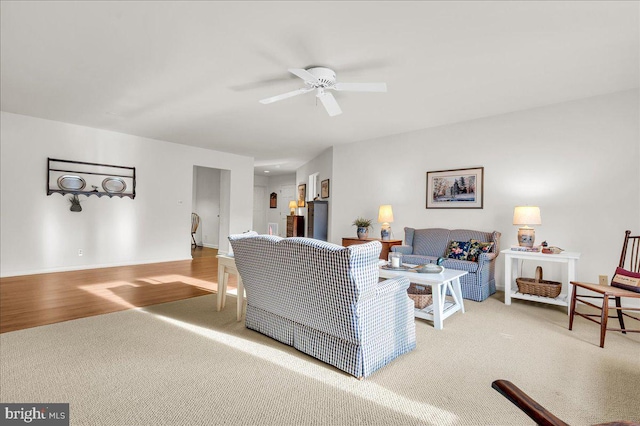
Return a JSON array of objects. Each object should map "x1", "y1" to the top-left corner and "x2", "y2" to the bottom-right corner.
[{"x1": 286, "y1": 215, "x2": 305, "y2": 237}]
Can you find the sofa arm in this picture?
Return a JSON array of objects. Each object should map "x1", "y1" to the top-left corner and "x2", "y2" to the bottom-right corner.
[
  {"x1": 375, "y1": 276, "x2": 410, "y2": 296},
  {"x1": 478, "y1": 252, "x2": 497, "y2": 264},
  {"x1": 391, "y1": 245, "x2": 413, "y2": 255}
]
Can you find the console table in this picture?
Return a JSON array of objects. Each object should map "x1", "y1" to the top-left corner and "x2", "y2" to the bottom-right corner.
[
  {"x1": 342, "y1": 237, "x2": 402, "y2": 260},
  {"x1": 501, "y1": 249, "x2": 581, "y2": 315}
]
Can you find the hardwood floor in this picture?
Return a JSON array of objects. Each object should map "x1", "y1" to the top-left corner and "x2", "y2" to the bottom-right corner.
[{"x1": 0, "y1": 247, "x2": 237, "y2": 333}]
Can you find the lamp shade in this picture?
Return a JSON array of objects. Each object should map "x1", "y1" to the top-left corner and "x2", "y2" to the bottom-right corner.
[
  {"x1": 288, "y1": 201, "x2": 298, "y2": 215},
  {"x1": 378, "y1": 205, "x2": 394, "y2": 223},
  {"x1": 513, "y1": 206, "x2": 541, "y2": 226}
]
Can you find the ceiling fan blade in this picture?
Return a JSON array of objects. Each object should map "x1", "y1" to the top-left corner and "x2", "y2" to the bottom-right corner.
[
  {"x1": 288, "y1": 68, "x2": 319, "y2": 83},
  {"x1": 259, "y1": 88, "x2": 313, "y2": 104},
  {"x1": 317, "y1": 92, "x2": 342, "y2": 117},
  {"x1": 333, "y1": 82, "x2": 387, "y2": 92}
]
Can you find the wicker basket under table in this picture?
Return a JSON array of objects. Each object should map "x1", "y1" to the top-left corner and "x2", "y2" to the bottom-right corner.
[
  {"x1": 407, "y1": 283, "x2": 433, "y2": 309},
  {"x1": 516, "y1": 266, "x2": 562, "y2": 298}
]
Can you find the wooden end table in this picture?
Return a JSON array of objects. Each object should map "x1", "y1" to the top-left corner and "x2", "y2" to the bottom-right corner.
[{"x1": 342, "y1": 237, "x2": 402, "y2": 260}]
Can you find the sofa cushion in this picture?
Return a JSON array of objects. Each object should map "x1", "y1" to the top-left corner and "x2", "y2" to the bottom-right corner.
[
  {"x1": 446, "y1": 240, "x2": 471, "y2": 260},
  {"x1": 449, "y1": 229, "x2": 498, "y2": 250},
  {"x1": 413, "y1": 228, "x2": 451, "y2": 257},
  {"x1": 467, "y1": 240, "x2": 495, "y2": 262}
]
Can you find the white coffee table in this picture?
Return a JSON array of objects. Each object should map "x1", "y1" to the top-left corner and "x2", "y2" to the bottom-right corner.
[{"x1": 379, "y1": 263, "x2": 467, "y2": 330}]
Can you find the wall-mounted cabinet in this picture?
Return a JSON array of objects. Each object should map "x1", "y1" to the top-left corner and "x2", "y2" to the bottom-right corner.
[{"x1": 47, "y1": 158, "x2": 136, "y2": 199}]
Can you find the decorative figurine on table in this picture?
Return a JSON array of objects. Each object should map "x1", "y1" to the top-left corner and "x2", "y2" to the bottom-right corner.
[{"x1": 541, "y1": 241, "x2": 564, "y2": 254}]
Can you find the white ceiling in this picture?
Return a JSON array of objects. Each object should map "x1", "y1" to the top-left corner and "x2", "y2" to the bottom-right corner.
[{"x1": 2, "y1": 1, "x2": 638, "y2": 175}]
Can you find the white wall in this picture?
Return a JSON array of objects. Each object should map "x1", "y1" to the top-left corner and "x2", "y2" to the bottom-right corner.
[
  {"x1": 331, "y1": 90, "x2": 640, "y2": 287},
  {"x1": 296, "y1": 147, "x2": 333, "y2": 236},
  {"x1": 193, "y1": 166, "x2": 221, "y2": 248},
  {"x1": 0, "y1": 112, "x2": 254, "y2": 276}
]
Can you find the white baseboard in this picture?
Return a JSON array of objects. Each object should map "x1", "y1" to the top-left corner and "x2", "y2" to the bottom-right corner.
[{"x1": 201, "y1": 243, "x2": 218, "y2": 249}]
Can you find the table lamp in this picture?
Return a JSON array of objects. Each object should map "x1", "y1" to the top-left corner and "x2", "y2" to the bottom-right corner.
[
  {"x1": 513, "y1": 206, "x2": 541, "y2": 247},
  {"x1": 288, "y1": 201, "x2": 297, "y2": 216},
  {"x1": 378, "y1": 205, "x2": 394, "y2": 241}
]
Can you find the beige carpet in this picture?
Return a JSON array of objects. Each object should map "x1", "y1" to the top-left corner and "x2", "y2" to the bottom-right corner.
[{"x1": 1, "y1": 292, "x2": 638, "y2": 425}]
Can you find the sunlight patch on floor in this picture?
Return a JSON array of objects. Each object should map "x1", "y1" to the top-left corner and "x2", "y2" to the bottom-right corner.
[
  {"x1": 77, "y1": 274, "x2": 216, "y2": 309},
  {"x1": 145, "y1": 312, "x2": 459, "y2": 425},
  {"x1": 78, "y1": 281, "x2": 139, "y2": 309},
  {"x1": 135, "y1": 274, "x2": 216, "y2": 290}
]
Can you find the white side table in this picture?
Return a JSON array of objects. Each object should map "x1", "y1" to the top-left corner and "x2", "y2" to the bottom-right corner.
[
  {"x1": 216, "y1": 254, "x2": 244, "y2": 321},
  {"x1": 501, "y1": 249, "x2": 581, "y2": 314},
  {"x1": 378, "y1": 264, "x2": 466, "y2": 330}
]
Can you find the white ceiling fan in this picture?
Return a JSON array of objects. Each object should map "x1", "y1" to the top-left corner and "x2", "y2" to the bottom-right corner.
[{"x1": 259, "y1": 67, "x2": 387, "y2": 117}]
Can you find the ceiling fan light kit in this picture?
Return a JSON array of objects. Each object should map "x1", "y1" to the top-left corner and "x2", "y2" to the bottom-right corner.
[{"x1": 259, "y1": 67, "x2": 387, "y2": 117}]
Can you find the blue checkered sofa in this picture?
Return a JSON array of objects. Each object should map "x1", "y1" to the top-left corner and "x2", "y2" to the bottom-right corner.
[
  {"x1": 391, "y1": 227, "x2": 501, "y2": 302},
  {"x1": 228, "y1": 232, "x2": 416, "y2": 379}
]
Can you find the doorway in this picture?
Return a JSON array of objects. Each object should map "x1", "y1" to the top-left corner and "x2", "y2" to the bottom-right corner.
[{"x1": 192, "y1": 166, "x2": 222, "y2": 257}]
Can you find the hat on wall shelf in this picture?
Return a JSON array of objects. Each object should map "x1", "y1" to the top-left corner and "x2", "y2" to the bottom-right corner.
[
  {"x1": 513, "y1": 206, "x2": 541, "y2": 247},
  {"x1": 378, "y1": 205, "x2": 394, "y2": 241}
]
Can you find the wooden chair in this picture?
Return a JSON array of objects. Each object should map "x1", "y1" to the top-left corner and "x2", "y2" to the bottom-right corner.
[
  {"x1": 569, "y1": 230, "x2": 640, "y2": 348},
  {"x1": 492, "y1": 379, "x2": 637, "y2": 426},
  {"x1": 191, "y1": 213, "x2": 200, "y2": 248}
]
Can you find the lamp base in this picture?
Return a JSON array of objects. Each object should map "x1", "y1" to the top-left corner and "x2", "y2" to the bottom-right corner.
[
  {"x1": 517, "y1": 227, "x2": 535, "y2": 247},
  {"x1": 380, "y1": 223, "x2": 391, "y2": 241}
]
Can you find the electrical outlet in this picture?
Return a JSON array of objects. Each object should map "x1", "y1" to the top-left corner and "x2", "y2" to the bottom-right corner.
[
  {"x1": 204, "y1": 235, "x2": 208, "y2": 241},
  {"x1": 78, "y1": 249, "x2": 83, "y2": 257},
  {"x1": 599, "y1": 275, "x2": 608, "y2": 286}
]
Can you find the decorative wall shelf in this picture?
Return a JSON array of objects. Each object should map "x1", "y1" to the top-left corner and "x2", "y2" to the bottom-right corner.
[{"x1": 47, "y1": 158, "x2": 136, "y2": 199}]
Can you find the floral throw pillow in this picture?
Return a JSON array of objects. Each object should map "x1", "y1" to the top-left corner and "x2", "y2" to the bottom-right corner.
[
  {"x1": 611, "y1": 267, "x2": 640, "y2": 293},
  {"x1": 446, "y1": 241, "x2": 470, "y2": 260},
  {"x1": 467, "y1": 240, "x2": 495, "y2": 262}
]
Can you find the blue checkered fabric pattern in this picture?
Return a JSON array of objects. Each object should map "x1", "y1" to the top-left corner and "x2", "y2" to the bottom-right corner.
[
  {"x1": 392, "y1": 227, "x2": 501, "y2": 301},
  {"x1": 228, "y1": 234, "x2": 416, "y2": 378}
]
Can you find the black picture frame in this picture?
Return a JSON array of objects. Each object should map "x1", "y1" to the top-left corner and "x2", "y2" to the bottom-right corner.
[{"x1": 321, "y1": 179, "x2": 330, "y2": 199}]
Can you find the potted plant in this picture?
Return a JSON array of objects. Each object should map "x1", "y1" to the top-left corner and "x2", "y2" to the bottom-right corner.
[
  {"x1": 68, "y1": 194, "x2": 82, "y2": 212},
  {"x1": 352, "y1": 217, "x2": 373, "y2": 240}
]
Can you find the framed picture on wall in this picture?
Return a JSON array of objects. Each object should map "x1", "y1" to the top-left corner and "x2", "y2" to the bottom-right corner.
[
  {"x1": 426, "y1": 167, "x2": 484, "y2": 209},
  {"x1": 297, "y1": 184, "x2": 306, "y2": 207},
  {"x1": 269, "y1": 192, "x2": 277, "y2": 208},
  {"x1": 321, "y1": 179, "x2": 330, "y2": 198}
]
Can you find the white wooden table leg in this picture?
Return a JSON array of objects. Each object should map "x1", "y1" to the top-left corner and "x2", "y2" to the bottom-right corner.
[
  {"x1": 216, "y1": 265, "x2": 226, "y2": 311},
  {"x1": 432, "y1": 282, "x2": 444, "y2": 330},
  {"x1": 504, "y1": 257, "x2": 513, "y2": 305},
  {"x1": 236, "y1": 276, "x2": 244, "y2": 322},
  {"x1": 451, "y1": 278, "x2": 465, "y2": 313},
  {"x1": 222, "y1": 271, "x2": 229, "y2": 309}
]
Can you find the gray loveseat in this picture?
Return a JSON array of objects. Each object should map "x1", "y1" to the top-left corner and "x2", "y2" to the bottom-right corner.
[
  {"x1": 228, "y1": 232, "x2": 416, "y2": 379},
  {"x1": 391, "y1": 227, "x2": 501, "y2": 301}
]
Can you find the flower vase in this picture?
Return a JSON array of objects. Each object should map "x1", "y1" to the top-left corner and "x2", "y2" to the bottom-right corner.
[{"x1": 357, "y1": 227, "x2": 369, "y2": 240}]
